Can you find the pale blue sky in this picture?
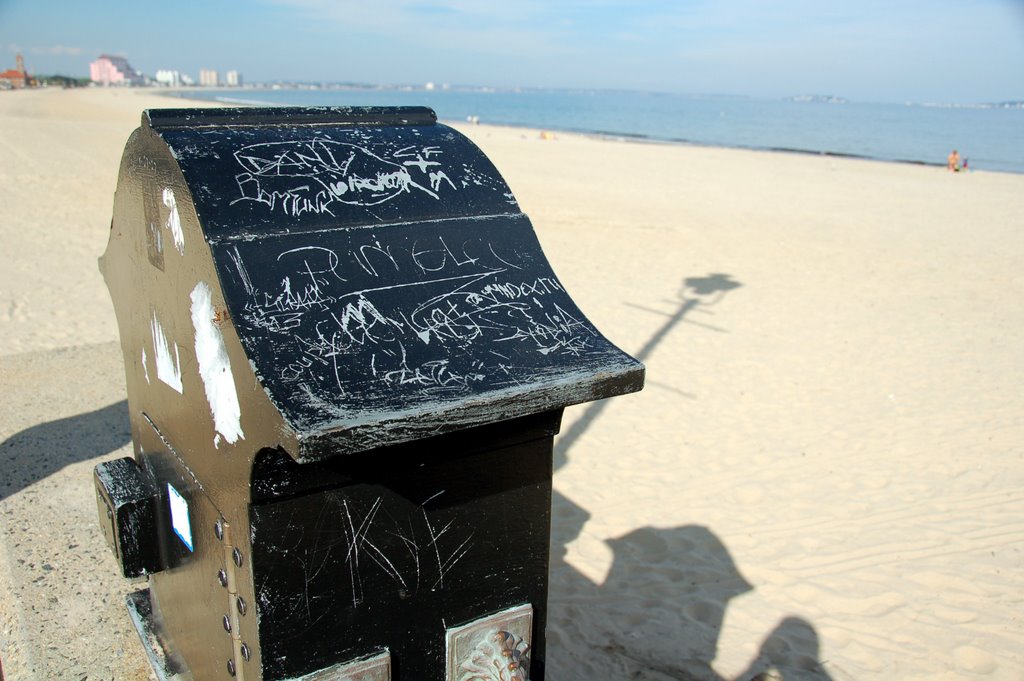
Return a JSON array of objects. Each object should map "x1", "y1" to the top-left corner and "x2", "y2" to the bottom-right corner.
[{"x1": 1, "y1": 0, "x2": 1022, "y2": 103}]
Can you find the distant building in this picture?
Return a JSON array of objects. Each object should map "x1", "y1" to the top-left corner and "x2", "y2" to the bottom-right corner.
[
  {"x1": 0, "y1": 54, "x2": 31, "y2": 89},
  {"x1": 199, "y1": 69, "x2": 219, "y2": 87},
  {"x1": 155, "y1": 69, "x2": 184, "y2": 87},
  {"x1": 90, "y1": 54, "x2": 144, "y2": 86},
  {"x1": 225, "y1": 70, "x2": 242, "y2": 87}
]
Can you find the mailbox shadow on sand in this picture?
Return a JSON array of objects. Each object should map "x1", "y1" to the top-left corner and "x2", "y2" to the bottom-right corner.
[
  {"x1": 548, "y1": 272, "x2": 833, "y2": 680},
  {"x1": 0, "y1": 400, "x2": 130, "y2": 502},
  {"x1": 553, "y1": 272, "x2": 742, "y2": 472}
]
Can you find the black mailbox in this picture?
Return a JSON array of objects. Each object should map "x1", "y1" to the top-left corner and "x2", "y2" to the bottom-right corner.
[{"x1": 96, "y1": 106, "x2": 643, "y2": 681}]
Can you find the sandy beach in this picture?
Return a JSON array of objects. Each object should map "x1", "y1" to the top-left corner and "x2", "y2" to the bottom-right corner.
[{"x1": 1, "y1": 87, "x2": 1023, "y2": 680}]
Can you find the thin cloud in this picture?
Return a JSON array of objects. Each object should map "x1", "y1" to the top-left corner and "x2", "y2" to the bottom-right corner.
[
  {"x1": 263, "y1": 0, "x2": 622, "y2": 38},
  {"x1": 263, "y1": 0, "x2": 578, "y2": 57},
  {"x1": 242, "y1": 0, "x2": 1024, "y2": 98},
  {"x1": 6, "y1": 44, "x2": 85, "y2": 56}
]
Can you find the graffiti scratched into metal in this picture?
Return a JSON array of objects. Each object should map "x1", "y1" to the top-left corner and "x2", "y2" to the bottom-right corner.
[
  {"x1": 232, "y1": 139, "x2": 458, "y2": 216},
  {"x1": 262, "y1": 491, "x2": 475, "y2": 618},
  {"x1": 227, "y1": 235, "x2": 595, "y2": 400}
]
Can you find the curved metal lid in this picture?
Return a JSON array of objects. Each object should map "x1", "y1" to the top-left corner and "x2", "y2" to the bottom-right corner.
[{"x1": 148, "y1": 107, "x2": 643, "y2": 459}]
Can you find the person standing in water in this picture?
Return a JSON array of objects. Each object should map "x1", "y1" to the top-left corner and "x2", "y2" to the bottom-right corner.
[{"x1": 947, "y1": 149, "x2": 961, "y2": 171}]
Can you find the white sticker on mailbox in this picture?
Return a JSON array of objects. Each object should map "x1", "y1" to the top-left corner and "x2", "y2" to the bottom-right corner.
[{"x1": 167, "y1": 483, "x2": 194, "y2": 552}]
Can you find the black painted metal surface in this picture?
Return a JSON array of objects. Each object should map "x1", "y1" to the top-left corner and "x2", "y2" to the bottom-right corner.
[
  {"x1": 148, "y1": 107, "x2": 642, "y2": 459},
  {"x1": 99, "y1": 106, "x2": 644, "y2": 681},
  {"x1": 250, "y1": 412, "x2": 558, "y2": 680},
  {"x1": 212, "y1": 214, "x2": 634, "y2": 459},
  {"x1": 94, "y1": 457, "x2": 161, "y2": 578}
]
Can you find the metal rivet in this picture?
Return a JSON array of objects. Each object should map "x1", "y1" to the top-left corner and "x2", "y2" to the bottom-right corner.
[
  {"x1": 222, "y1": 614, "x2": 231, "y2": 633},
  {"x1": 214, "y1": 520, "x2": 224, "y2": 541},
  {"x1": 235, "y1": 596, "x2": 247, "y2": 616},
  {"x1": 217, "y1": 569, "x2": 228, "y2": 588},
  {"x1": 232, "y1": 547, "x2": 243, "y2": 568},
  {"x1": 240, "y1": 643, "x2": 251, "y2": 662},
  {"x1": 227, "y1": 659, "x2": 236, "y2": 677}
]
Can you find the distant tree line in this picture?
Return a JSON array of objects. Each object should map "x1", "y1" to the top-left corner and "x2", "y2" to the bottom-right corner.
[{"x1": 36, "y1": 74, "x2": 92, "y2": 87}]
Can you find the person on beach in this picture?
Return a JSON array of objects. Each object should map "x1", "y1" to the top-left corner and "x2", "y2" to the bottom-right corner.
[{"x1": 947, "y1": 149, "x2": 961, "y2": 172}]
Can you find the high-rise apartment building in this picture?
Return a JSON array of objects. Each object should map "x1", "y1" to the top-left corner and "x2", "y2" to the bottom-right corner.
[
  {"x1": 155, "y1": 70, "x2": 183, "y2": 87},
  {"x1": 90, "y1": 55, "x2": 144, "y2": 86},
  {"x1": 225, "y1": 70, "x2": 243, "y2": 87},
  {"x1": 199, "y1": 69, "x2": 219, "y2": 87}
]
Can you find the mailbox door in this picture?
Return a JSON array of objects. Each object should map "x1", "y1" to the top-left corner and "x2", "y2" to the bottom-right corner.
[
  {"x1": 248, "y1": 416, "x2": 557, "y2": 681},
  {"x1": 137, "y1": 416, "x2": 240, "y2": 680}
]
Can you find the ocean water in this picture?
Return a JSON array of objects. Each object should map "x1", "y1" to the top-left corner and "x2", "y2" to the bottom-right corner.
[{"x1": 171, "y1": 88, "x2": 1024, "y2": 174}]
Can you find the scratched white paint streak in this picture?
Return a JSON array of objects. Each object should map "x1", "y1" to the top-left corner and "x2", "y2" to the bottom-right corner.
[
  {"x1": 162, "y1": 187, "x2": 185, "y2": 255},
  {"x1": 150, "y1": 313, "x2": 183, "y2": 393},
  {"x1": 190, "y1": 281, "x2": 244, "y2": 446},
  {"x1": 142, "y1": 347, "x2": 150, "y2": 384}
]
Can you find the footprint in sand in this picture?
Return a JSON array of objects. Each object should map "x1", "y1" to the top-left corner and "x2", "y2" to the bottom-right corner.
[
  {"x1": 732, "y1": 485, "x2": 766, "y2": 505},
  {"x1": 5, "y1": 299, "x2": 29, "y2": 321},
  {"x1": 932, "y1": 606, "x2": 979, "y2": 624},
  {"x1": 789, "y1": 584, "x2": 906, "y2": 617},
  {"x1": 683, "y1": 599, "x2": 720, "y2": 626},
  {"x1": 906, "y1": 570, "x2": 987, "y2": 597},
  {"x1": 953, "y1": 645, "x2": 997, "y2": 674}
]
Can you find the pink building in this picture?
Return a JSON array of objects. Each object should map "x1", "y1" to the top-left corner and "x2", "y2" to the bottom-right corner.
[{"x1": 90, "y1": 55, "x2": 144, "y2": 85}]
